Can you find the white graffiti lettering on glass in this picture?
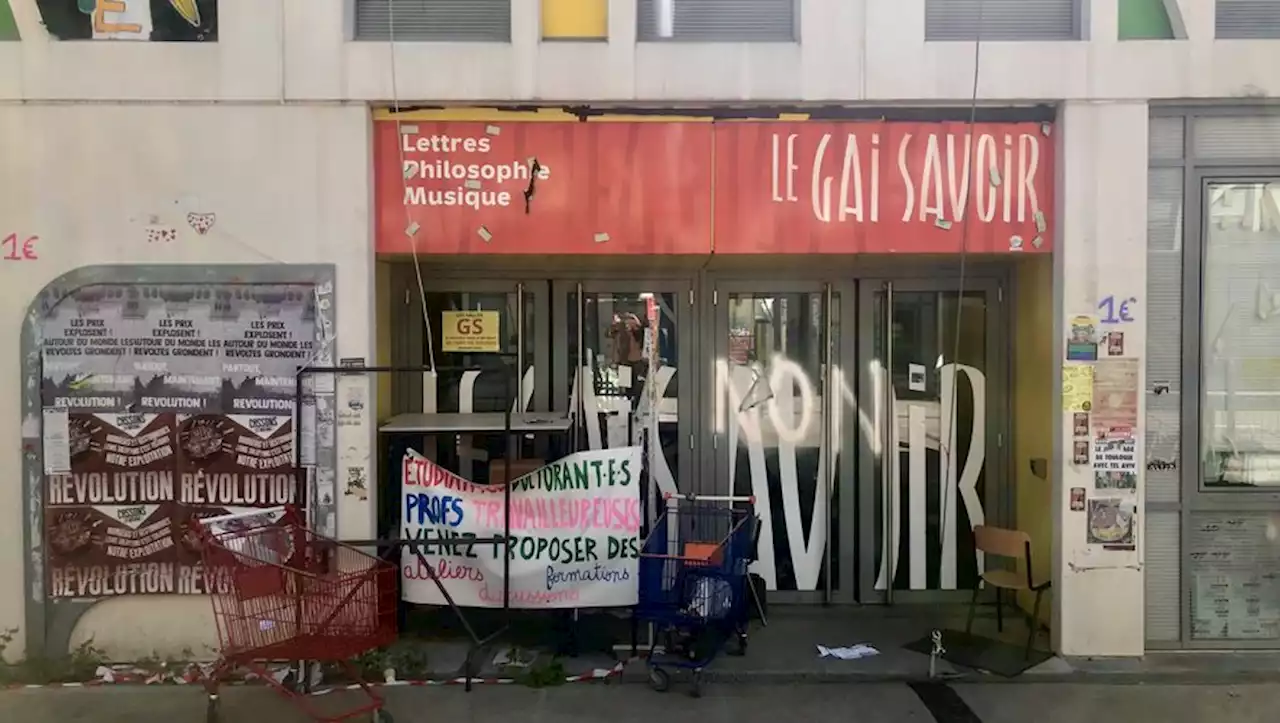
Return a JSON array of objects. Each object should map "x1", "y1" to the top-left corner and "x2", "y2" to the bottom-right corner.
[
  {"x1": 713, "y1": 358, "x2": 985, "y2": 591},
  {"x1": 450, "y1": 358, "x2": 985, "y2": 594}
]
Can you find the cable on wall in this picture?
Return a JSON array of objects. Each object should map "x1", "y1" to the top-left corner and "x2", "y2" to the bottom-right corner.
[
  {"x1": 936, "y1": 0, "x2": 988, "y2": 591},
  {"x1": 387, "y1": 0, "x2": 438, "y2": 374}
]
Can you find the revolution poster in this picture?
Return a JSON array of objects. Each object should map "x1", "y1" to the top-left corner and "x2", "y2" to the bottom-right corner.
[
  {"x1": 44, "y1": 413, "x2": 182, "y2": 597},
  {"x1": 400, "y1": 447, "x2": 644, "y2": 609},
  {"x1": 39, "y1": 283, "x2": 313, "y2": 598}
]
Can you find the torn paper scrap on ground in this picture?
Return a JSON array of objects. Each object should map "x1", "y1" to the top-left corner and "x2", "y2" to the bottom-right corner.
[{"x1": 817, "y1": 644, "x2": 880, "y2": 660}]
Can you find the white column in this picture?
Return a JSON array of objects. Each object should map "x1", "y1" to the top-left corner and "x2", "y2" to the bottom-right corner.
[{"x1": 1053, "y1": 100, "x2": 1149, "y2": 657}]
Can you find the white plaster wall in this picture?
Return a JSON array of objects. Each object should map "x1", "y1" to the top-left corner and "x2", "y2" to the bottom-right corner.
[
  {"x1": 1053, "y1": 100, "x2": 1149, "y2": 657},
  {"x1": 2, "y1": 0, "x2": 1276, "y2": 103},
  {"x1": 0, "y1": 104, "x2": 376, "y2": 660}
]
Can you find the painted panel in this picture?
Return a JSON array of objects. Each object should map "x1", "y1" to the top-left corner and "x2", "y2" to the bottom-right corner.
[
  {"x1": 375, "y1": 121, "x2": 714, "y2": 255},
  {"x1": 542, "y1": 0, "x2": 607, "y2": 39},
  {"x1": 713, "y1": 122, "x2": 1056, "y2": 254},
  {"x1": 1119, "y1": 0, "x2": 1177, "y2": 40},
  {"x1": 0, "y1": 1, "x2": 18, "y2": 39},
  {"x1": 36, "y1": 0, "x2": 217, "y2": 41}
]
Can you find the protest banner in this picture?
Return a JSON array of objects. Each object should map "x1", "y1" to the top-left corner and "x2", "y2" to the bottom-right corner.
[{"x1": 400, "y1": 446, "x2": 643, "y2": 608}]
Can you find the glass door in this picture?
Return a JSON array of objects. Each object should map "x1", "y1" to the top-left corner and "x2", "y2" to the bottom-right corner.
[
  {"x1": 552, "y1": 280, "x2": 696, "y2": 527},
  {"x1": 856, "y1": 279, "x2": 1006, "y2": 603},
  {"x1": 709, "y1": 280, "x2": 856, "y2": 604},
  {"x1": 383, "y1": 275, "x2": 550, "y2": 539},
  {"x1": 403, "y1": 279, "x2": 548, "y2": 479}
]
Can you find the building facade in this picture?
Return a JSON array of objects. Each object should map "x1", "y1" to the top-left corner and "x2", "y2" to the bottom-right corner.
[{"x1": 1, "y1": 0, "x2": 1278, "y2": 662}]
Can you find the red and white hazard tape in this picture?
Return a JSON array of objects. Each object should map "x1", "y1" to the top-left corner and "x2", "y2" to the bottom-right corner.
[
  {"x1": 4, "y1": 661, "x2": 627, "y2": 691},
  {"x1": 311, "y1": 660, "x2": 626, "y2": 694}
]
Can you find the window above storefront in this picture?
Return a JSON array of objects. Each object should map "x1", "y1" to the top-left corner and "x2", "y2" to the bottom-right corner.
[{"x1": 636, "y1": 0, "x2": 796, "y2": 42}]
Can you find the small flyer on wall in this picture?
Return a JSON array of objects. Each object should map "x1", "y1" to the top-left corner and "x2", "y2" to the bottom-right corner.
[
  {"x1": 1063, "y1": 365, "x2": 1094, "y2": 412},
  {"x1": 1072, "y1": 412, "x2": 1090, "y2": 438},
  {"x1": 1072, "y1": 439, "x2": 1090, "y2": 466},
  {"x1": 1096, "y1": 470, "x2": 1137, "y2": 490},
  {"x1": 1066, "y1": 315, "x2": 1098, "y2": 361},
  {"x1": 1091, "y1": 359, "x2": 1139, "y2": 440},
  {"x1": 1094, "y1": 437, "x2": 1138, "y2": 472},
  {"x1": 1086, "y1": 497, "x2": 1136, "y2": 550}
]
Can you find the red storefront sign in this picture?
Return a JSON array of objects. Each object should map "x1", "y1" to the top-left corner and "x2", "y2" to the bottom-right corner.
[
  {"x1": 374, "y1": 119, "x2": 1054, "y2": 255},
  {"x1": 375, "y1": 121, "x2": 714, "y2": 254},
  {"x1": 714, "y1": 122, "x2": 1054, "y2": 254}
]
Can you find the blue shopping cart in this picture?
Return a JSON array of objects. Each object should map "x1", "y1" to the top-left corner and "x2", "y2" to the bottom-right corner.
[{"x1": 634, "y1": 493, "x2": 757, "y2": 697}]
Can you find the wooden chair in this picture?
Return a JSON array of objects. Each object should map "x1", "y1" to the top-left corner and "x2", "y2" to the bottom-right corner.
[
  {"x1": 965, "y1": 525, "x2": 1051, "y2": 659},
  {"x1": 488, "y1": 458, "x2": 544, "y2": 485}
]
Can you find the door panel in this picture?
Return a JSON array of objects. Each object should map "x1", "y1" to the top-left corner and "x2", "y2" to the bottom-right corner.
[
  {"x1": 552, "y1": 280, "x2": 695, "y2": 527},
  {"x1": 383, "y1": 275, "x2": 549, "y2": 536},
  {"x1": 710, "y1": 281, "x2": 855, "y2": 603},
  {"x1": 857, "y1": 280, "x2": 1004, "y2": 603}
]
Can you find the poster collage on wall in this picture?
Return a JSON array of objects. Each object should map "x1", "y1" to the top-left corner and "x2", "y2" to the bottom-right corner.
[
  {"x1": 1065, "y1": 312, "x2": 1140, "y2": 554},
  {"x1": 39, "y1": 283, "x2": 317, "y2": 598}
]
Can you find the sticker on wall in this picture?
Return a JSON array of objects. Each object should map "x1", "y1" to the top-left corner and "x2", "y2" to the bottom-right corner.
[
  {"x1": 441, "y1": 310, "x2": 500, "y2": 353},
  {"x1": 344, "y1": 466, "x2": 368, "y2": 501},
  {"x1": 908, "y1": 363, "x2": 927, "y2": 392},
  {"x1": 1093, "y1": 437, "x2": 1137, "y2": 472},
  {"x1": 186, "y1": 212, "x2": 216, "y2": 235},
  {"x1": 1087, "y1": 497, "x2": 1136, "y2": 550},
  {"x1": 1063, "y1": 365, "x2": 1094, "y2": 412},
  {"x1": 1072, "y1": 412, "x2": 1090, "y2": 439},
  {"x1": 1072, "y1": 439, "x2": 1090, "y2": 466},
  {"x1": 1091, "y1": 359, "x2": 1139, "y2": 440},
  {"x1": 41, "y1": 407, "x2": 71, "y2": 474},
  {"x1": 1106, "y1": 331, "x2": 1125, "y2": 356},
  {"x1": 1066, "y1": 315, "x2": 1099, "y2": 361},
  {"x1": 1069, "y1": 487, "x2": 1086, "y2": 511},
  {"x1": 146, "y1": 225, "x2": 177, "y2": 243},
  {"x1": 1096, "y1": 470, "x2": 1137, "y2": 490}
]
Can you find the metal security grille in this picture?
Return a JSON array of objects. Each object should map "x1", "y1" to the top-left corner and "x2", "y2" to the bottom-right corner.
[
  {"x1": 1145, "y1": 512, "x2": 1182, "y2": 641},
  {"x1": 1195, "y1": 116, "x2": 1280, "y2": 159},
  {"x1": 925, "y1": 0, "x2": 1079, "y2": 41},
  {"x1": 354, "y1": 0, "x2": 512, "y2": 42},
  {"x1": 1145, "y1": 115, "x2": 1185, "y2": 644},
  {"x1": 1216, "y1": 0, "x2": 1280, "y2": 39},
  {"x1": 636, "y1": 0, "x2": 796, "y2": 41}
]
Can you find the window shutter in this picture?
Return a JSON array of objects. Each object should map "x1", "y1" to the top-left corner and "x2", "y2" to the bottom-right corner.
[
  {"x1": 925, "y1": 0, "x2": 1079, "y2": 41},
  {"x1": 354, "y1": 0, "x2": 512, "y2": 42},
  {"x1": 1216, "y1": 0, "x2": 1280, "y2": 39},
  {"x1": 637, "y1": 0, "x2": 796, "y2": 42}
]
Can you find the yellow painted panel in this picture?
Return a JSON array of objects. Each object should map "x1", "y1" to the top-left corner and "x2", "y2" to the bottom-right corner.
[
  {"x1": 375, "y1": 261, "x2": 392, "y2": 422},
  {"x1": 1011, "y1": 253, "x2": 1055, "y2": 630},
  {"x1": 542, "y1": 0, "x2": 608, "y2": 39}
]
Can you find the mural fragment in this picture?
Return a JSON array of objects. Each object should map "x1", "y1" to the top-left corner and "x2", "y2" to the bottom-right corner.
[
  {"x1": 37, "y1": 0, "x2": 216, "y2": 41},
  {"x1": 0, "y1": 1, "x2": 18, "y2": 40}
]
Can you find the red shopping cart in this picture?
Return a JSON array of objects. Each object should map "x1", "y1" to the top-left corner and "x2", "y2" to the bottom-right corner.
[{"x1": 196, "y1": 507, "x2": 397, "y2": 723}]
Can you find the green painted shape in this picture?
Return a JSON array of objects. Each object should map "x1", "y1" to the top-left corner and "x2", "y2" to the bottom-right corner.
[
  {"x1": 1119, "y1": 0, "x2": 1176, "y2": 40},
  {"x1": 0, "y1": 0, "x2": 19, "y2": 40}
]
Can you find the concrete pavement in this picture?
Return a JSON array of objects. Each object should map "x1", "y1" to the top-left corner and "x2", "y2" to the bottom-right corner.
[{"x1": 2, "y1": 681, "x2": 1278, "y2": 723}]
